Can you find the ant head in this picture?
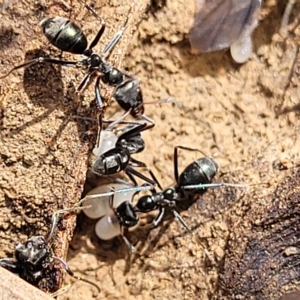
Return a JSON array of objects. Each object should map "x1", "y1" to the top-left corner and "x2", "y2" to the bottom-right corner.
[
  {"x1": 15, "y1": 236, "x2": 51, "y2": 269},
  {"x1": 132, "y1": 105, "x2": 145, "y2": 119},
  {"x1": 114, "y1": 80, "x2": 144, "y2": 118},
  {"x1": 116, "y1": 201, "x2": 139, "y2": 227}
]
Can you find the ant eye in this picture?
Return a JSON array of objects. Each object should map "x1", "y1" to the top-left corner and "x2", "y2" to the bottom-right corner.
[{"x1": 26, "y1": 242, "x2": 33, "y2": 249}]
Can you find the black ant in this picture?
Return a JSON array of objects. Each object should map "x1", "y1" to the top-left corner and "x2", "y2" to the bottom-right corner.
[
  {"x1": 80, "y1": 181, "x2": 154, "y2": 252},
  {"x1": 0, "y1": 206, "x2": 100, "y2": 296},
  {"x1": 0, "y1": 3, "x2": 156, "y2": 120},
  {"x1": 91, "y1": 110, "x2": 159, "y2": 187},
  {"x1": 79, "y1": 146, "x2": 246, "y2": 252},
  {"x1": 133, "y1": 145, "x2": 246, "y2": 232}
]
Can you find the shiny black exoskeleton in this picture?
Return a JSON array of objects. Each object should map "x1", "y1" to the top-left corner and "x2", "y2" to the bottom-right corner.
[
  {"x1": 92, "y1": 116, "x2": 156, "y2": 186},
  {"x1": 41, "y1": 17, "x2": 88, "y2": 54},
  {"x1": 0, "y1": 208, "x2": 100, "y2": 294},
  {"x1": 115, "y1": 201, "x2": 139, "y2": 228},
  {"x1": 134, "y1": 146, "x2": 242, "y2": 230},
  {"x1": 0, "y1": 5, "x2": 147, "y2": 119},
  {"x1": 92, "y1": 146, "x2": 157, "y2": 187},
  {"x1": 115, "y1": 119, "x2": 154, "y2": 154},
  {"x1": 0, "y1": 236, "x2": 59, "y2": 292}
]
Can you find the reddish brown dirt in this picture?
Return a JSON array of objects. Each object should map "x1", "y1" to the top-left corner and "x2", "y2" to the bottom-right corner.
[{"x1": 0, "y1": 0, "x2": 299, "y2": 300}]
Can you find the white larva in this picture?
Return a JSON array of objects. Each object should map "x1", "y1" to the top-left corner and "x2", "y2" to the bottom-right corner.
[
  {"x1": 92, "y1": 129, "x2": 118, "y2": 158},
  {"x1": 83, "y1": 183, "x2": 133, "y2": 219},
  {"x1": 95, "y1": 214, "x2": 122, "y2": 240},
  {"x1": 230, "y1": 35, "x2": 253, "y2": 64}
]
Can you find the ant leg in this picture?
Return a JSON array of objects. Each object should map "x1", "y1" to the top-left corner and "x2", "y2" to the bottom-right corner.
[
  {"x1": 117, "y1": 121, "x2": 154, "y2": 141},
  {"x1": 152, "y1": 206, "x2": 166, "y2": 227},
  {"x1": 76, "y1": 70, "x2": 97, "y2": 95},
  {"x1": 84, "y1": 5, "x2": 106, "y2": 51},
  {"x1": 172, "y1": 206, "x2": 217, "y2": 265},
  {"x1": 0, "y1": 57, "x2": 78, "y2": 79},
  {"x1": 103, "y1": 118, "x2": 151, "y2": 128},
  {"x1": 173, "y1": 145, "x2": 208, "y2": 182},
  {"x1": 125, "y1": 169, "x2": 139, "y2": 186},
  {"x1": 140, "y1": 114, "x2": 155, "y2": 124},
  {"x1": 101, "y1": 3, "x2": 134, "y2": 58},
  {"x1": 172, "y1": 209, "x2": 192, "y2": 233},
  {"x1": 95, "y1": 76, "x2": 106, "y2": 109},
  {"x1": 126, "y1": 166, "x2": 157, "y2": 187},
  {"x1": 78, "y1": 184, "x2": 153, "y2": 206},
  {"x1": 141, "y1": 98, "x2": 176, "y2": 123},
  {"x1": 120, "y1": 228, "x2": 136, "y2": 253},
  {"x1": 106, "y1": 109, "x2": 132, "y2": 131},
  {"x1": 126, "y1": 157, "x2": 161, "y2": 188},
  {"x1": 0, "y1": 259, "x2": 20, "y2": 273},
  {"x1": 129, "y1": 158, "x2": 162, "y2": 190},
  {"x1": 54, "y1": 256, "x2": 100, "y2": 294}
]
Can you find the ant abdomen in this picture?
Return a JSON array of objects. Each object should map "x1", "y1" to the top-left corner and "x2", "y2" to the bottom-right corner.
[
  {"x1": 92, "y1": 147, "x2": 130, "y2": 176},
  {"x1": 178, "y1": 157, "x2": 219, "y2": 188},
  {"x1": 40, "y1": 17, "x2": 88, "y2": 54}
]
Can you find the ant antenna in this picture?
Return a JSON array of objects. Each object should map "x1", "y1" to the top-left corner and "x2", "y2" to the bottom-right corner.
[
  {"x1": 54, "y1": 256, "x2": 101, "y2": 294},
  {"x1": 106, "y1": 109, "x2": 132, "y2": 131},
  {"x1": 46, "y1": 205, "x2": 91, "y2": 243},
  {"x1": 172, "y1": 209, "x2": 192, "y2": 233},
  {"x1": 77, "y1": 184, "x2": 154, "y2": 207},
  {"x1": 183, "y1": 182, "x2": 248, "y2": 190}
]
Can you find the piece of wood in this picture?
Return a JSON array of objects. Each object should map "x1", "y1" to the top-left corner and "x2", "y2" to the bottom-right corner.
[{"x1": 0, "y1": 267, "x2": 53, "y2": 300}]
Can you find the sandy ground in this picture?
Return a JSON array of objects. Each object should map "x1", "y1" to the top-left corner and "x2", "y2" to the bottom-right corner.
[{"x1": 0, "y1": 0, "x2": 300, "y2": 299}]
